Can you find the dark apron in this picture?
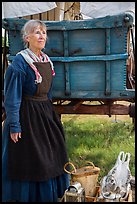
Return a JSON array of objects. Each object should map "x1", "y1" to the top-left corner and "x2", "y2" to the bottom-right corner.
[{"x1": 8, "y1": 62, "x2": 68, "y2": 181}]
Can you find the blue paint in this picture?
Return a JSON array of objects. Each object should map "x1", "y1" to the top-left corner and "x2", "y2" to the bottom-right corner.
[{"x1": 2, "y1": 13, "x2": 135, "y2": 100}]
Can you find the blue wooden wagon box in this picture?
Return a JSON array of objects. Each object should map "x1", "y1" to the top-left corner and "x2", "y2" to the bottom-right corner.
[{"x1": 2, "y1": 13, "x2": 135, "y2": 116}]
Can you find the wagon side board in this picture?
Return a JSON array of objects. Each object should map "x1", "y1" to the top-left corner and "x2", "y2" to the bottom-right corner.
[{"x1": 2, "y1": 13, "x2": 135, "y2": 115}]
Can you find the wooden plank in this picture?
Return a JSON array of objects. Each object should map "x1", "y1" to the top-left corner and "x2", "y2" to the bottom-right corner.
[
  {"x1": 41, "y1": 12, "x2": 48, "y2": 20},
  {"x1": 3, "y1": 13, "x2": 133, "y2": 30},
  {"x1": 63, "y1": 30, "x2": 71, "y2": 96},
  {"x1": 32, "y1": 13, "x2": 40, "y2": 20},
  {"x1": 48, "y1": 9, "x2": 55, "y2": 21},
  {"x1": 127, "y1": 190, "x2": 133, "y2": 202},
  {"x1": 50, "y1": 54, "x2": 128, "y2": 62},
  {"x1": 54, "y1": 104, "x2": 130, "y2": 115},
  {"x1": 105, "y1": 28, "x2": 111, "y2": 96},
  {"x1": 105, "y1": 61, "x2": 111, "y2": 95},
  {"x1": 68, "y1": 100, "x2": 83, "y2": 111},
  {"x1": 8, "y1": 54, "x2": 128, "y2": 62}
]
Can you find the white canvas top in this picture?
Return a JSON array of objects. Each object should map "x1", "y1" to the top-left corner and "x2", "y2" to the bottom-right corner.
[
  {"x1": 2, "y1": 2, "x2": 135, "y2": 21},
  {"x1": 80, "y1": 2, "x2": 135, "y2": 23},
  {"x1": 2, "y1": 2, "x2": 57, "y2": 19}
]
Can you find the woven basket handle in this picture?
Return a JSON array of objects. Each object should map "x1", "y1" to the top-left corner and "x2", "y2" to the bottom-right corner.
[
  {"x1": 64, "y1": 161, "x2": 77, "y2": 174},
  {"x1": 83, "y1": 161, "x2": 95, "y2": 168}
]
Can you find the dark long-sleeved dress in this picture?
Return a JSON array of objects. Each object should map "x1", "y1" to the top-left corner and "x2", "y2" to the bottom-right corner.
[{"x1": 2, "y1": 54, "x2": 70, "y2": 202}]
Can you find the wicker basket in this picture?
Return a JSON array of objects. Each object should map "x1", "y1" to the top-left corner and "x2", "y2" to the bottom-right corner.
[
  {"x1": 64, "y1": 161, "x2": 100, "y2": 197},
  {"x1": 85, "y1": 186, "x2": 100, "y2": 202}
]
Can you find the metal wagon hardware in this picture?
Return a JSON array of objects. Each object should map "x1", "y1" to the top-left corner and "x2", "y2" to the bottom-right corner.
[{"x1": 2, "y1": 13, "x2": 135, "y2": 117}]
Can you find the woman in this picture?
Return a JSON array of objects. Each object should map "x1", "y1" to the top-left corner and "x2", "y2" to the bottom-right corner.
[{"x1": 2, "y1": 19, "x2": 70, "y2": 202}]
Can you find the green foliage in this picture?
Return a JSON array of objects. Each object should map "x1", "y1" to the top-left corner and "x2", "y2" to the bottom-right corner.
[{"x1": 62, "y1": 115, "x2": 135, "y2": 182}]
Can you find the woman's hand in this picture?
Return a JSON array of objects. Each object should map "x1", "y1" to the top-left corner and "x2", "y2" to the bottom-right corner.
[{"x1": 10, "y1": 132, "x2": 21, "y2": 143}]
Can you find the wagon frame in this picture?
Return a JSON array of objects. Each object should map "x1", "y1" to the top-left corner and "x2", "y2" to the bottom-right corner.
[{"x1": 2, "y1": 13, "x2": 135, "y2": 119}]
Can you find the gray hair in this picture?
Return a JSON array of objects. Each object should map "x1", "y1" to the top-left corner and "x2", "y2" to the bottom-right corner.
[{"x1": 21, "y1": 19, "x2": 47, "y2": 48}]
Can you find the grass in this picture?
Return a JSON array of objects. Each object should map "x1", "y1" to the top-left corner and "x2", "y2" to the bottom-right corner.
[{"x1": 61, "y1": 114, "x2": 135, "y2": 182}]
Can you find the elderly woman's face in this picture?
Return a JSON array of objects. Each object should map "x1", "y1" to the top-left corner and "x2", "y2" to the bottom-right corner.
[{"x1": 26, "y1": 26, "x2": 47, "y2": 50}]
